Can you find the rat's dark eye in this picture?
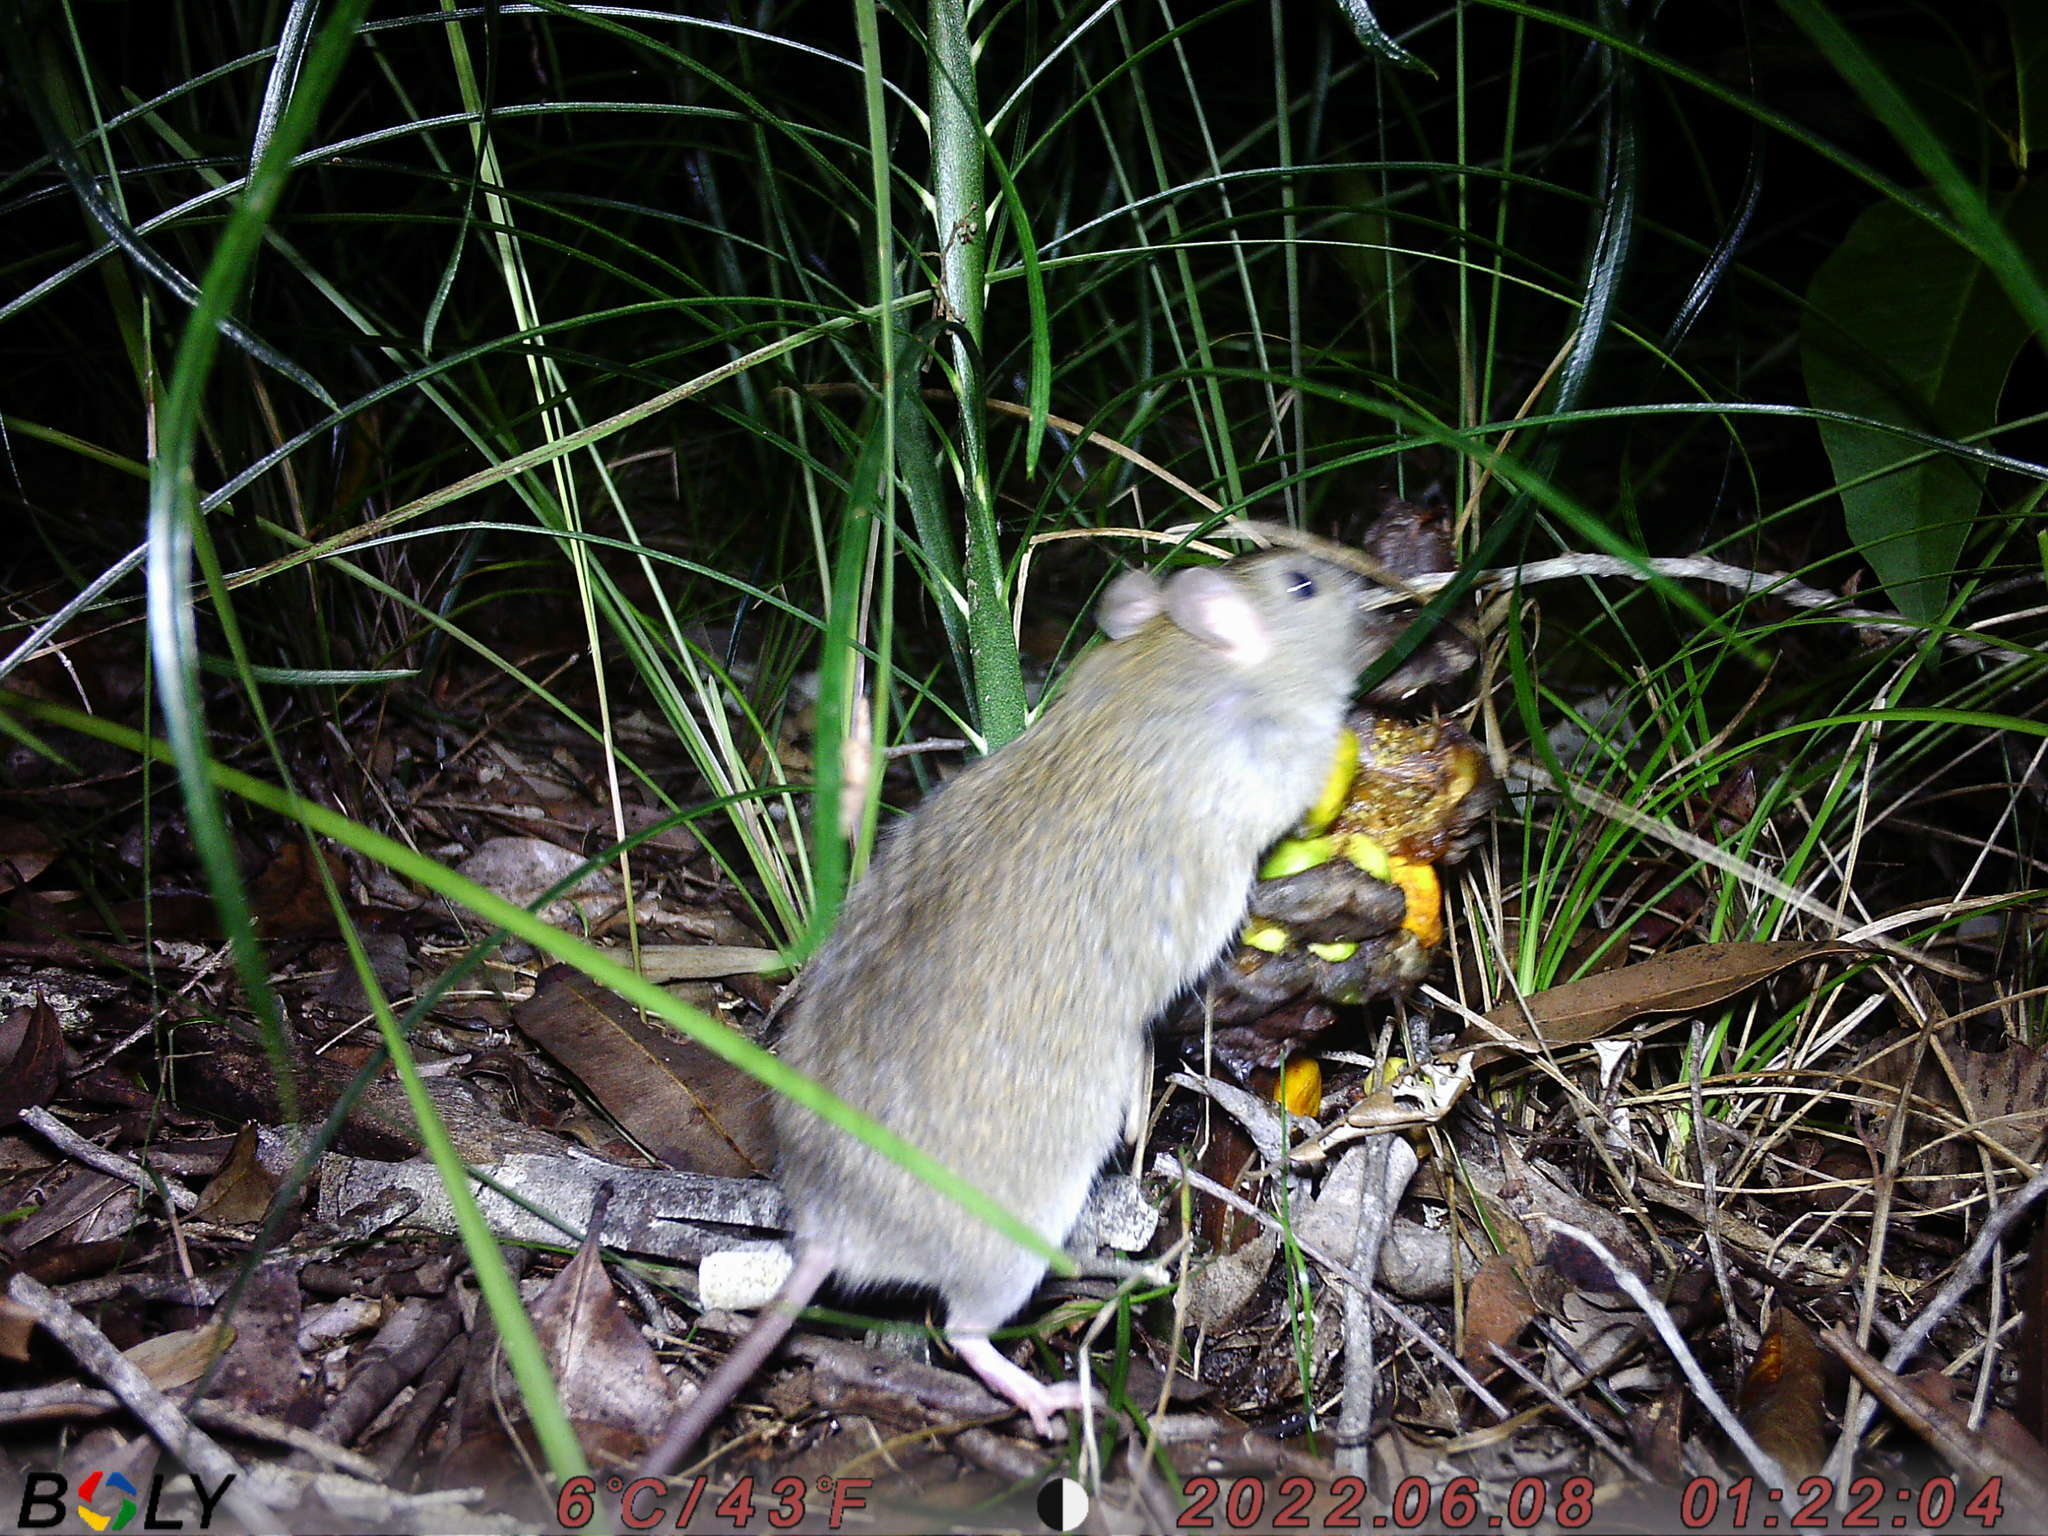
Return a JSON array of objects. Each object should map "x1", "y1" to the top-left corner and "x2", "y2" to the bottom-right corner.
[{"x1": 1284, "y1": 568, "x2": 1317, "y2": 600}]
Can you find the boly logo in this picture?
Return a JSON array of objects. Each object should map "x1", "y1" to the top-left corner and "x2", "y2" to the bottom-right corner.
[
  {"x1": 16, "y1": 1470, "x2": 235, "y2": 1531},
  {"x1": 76, "y1": 1471, "x2": 137, "y2": 1533}
]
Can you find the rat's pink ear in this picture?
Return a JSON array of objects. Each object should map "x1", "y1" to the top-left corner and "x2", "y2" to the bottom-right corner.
[
  {"x1": 1161, "y1": 566, "x2": 1272, "y2": 665},
  {"x1": 1097, "y1": 570, "x2": 1166, "y2": 639}
]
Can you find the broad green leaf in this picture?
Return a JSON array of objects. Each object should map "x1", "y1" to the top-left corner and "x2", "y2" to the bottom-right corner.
[{"x1": 1800, "y1": 181, "x2": 2048, "y2": 622}]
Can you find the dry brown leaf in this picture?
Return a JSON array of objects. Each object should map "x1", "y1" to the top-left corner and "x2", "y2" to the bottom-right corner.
[
  {"x1": 1461, "y1": 1255, "x2": 1536, "y2": 1373},
  {"x1": 1631, "y1": 1384, "x2": 1689, "y2": 1484},
  {"x1": 1897, "y1": 1369, "x2": 2048, "y2": 1508},
  {"x1": 1501, "y1": 1144, "x2": 1650, "y2": 1290},
  {"x1": 1450, "y1": 941, "x2": 1863, "y2": 1066},
  {"x1": 1952, "y1": 1042, "x2": 2048, "y2": 1163},
  {"x1": 191, "y1": 1124, "x2": 279, "y2": 1225},
  {"x1": 529, "y1": 1200, "x2": 679, "y2": 1456},
  {"x1": 123, "y1": 1323, "x2": 233, "y2": 1391},
  {"x1": 0, "y1": 818, "x2": 59, "y2": 893},
  {"x1": 515, "y1": 964, "x2": 773, "y2": 1177},
  {"x1": 1184, "y1": 1228, "x2": 1280, "y2": 1333},
  {"x1": 0, "y1": 1293, "x2": 39, "y2": 1362},
  {"x1": 1825, "y1": 1325, "x2": 2048, "y2": 1519},
  {"x1": 251, "y1": 840, "x2": 349, "y2": 938},
  {"x1": 1194, "y1": 1111, "x2": 1261, "y2": 1254},
  {"x1": 0, "y1": 995, "x2": 65, "y2": 1124},
  {"x1": 1852, "y1": 1038, "x2": 2048, "y2": 1209},
  {"x1": 1739, "y1": 1307, "x2": 1830, "y2": 1479},
  {"x1": 18, "y1": 1239, "x2": 131, "y2": 1286}
]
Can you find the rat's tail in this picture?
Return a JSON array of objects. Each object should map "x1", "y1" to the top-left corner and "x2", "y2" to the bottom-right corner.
[{"x1": 641, "y1": 1243, "x2": 835, "y2": 1479}]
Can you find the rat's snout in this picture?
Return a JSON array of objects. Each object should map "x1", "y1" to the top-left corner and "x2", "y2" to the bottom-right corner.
[{"x1": 1353, "y1": 594, "x2": 1479, "y2": 700}]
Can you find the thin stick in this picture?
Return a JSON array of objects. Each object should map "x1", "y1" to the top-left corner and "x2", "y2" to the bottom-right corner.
[
  {"x1": 6, "y1": 1272, "x2": 282, "y2": 1532},
  {"x1": 19, "y1": 1106, "x2": 199, "y2": 1210},
  {"x1": 1154, "y1": 1153, "x2": 1510, "y2": 1418},
  {"x1": 1824, "y1": 1163, "x2": 2048, "y2": 1491},
  {"x1": 1538, "y1": 1220, "x2": 1790, "y2": 1490}
]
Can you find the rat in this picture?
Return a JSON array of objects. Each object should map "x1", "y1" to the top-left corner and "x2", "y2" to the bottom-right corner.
[{"x1": 644, "y1": 546, "x2": 1418, "y2": 1475}]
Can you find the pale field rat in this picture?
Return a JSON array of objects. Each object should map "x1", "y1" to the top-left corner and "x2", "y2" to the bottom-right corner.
[{"x1": 646, "y1": 546, "x2": 1430, "y2": 1473}]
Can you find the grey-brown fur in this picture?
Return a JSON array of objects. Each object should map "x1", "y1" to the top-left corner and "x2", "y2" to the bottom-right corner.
[
  {"x1": 646, "y1": 550, "x2": 1382, "y2": 1473},
  {"x1": 775, "y1": 553, "x2": 1369, "y2": 1333}
]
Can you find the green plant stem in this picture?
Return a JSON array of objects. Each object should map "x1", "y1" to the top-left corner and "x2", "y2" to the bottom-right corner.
[{"x1": 930, "y1": 0, "x2": 1027, "y2": 747}]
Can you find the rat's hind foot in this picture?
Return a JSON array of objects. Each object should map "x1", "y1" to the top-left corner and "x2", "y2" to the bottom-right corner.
[{"x1": 951, "y1": 1335, "x2": 1095, "y2": 1435}]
